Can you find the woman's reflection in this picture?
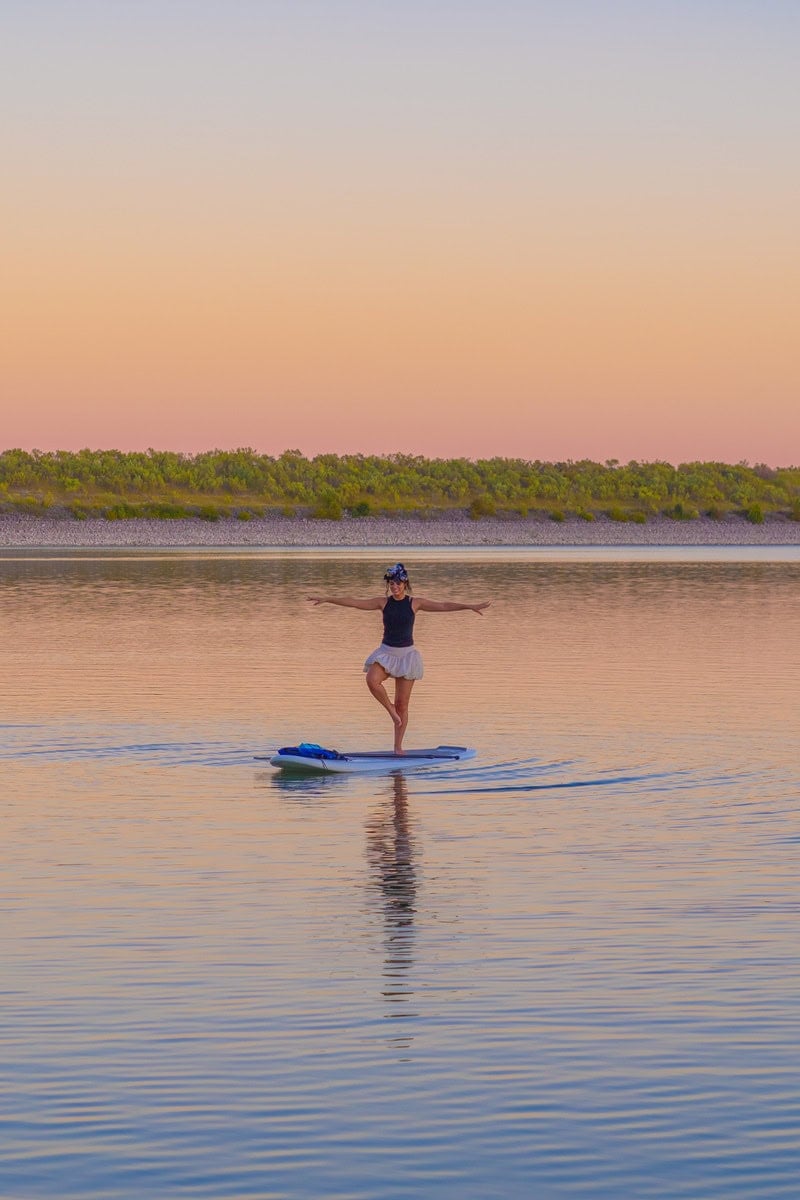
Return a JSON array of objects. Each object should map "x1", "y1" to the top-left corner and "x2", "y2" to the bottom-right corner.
[{"x1": 365, "y1": 774, "x2": 418, "y2": 1029}]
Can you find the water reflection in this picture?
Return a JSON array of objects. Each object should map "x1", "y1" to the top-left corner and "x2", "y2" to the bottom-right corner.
[
  {"x1": 365, "y1": 775, "x2": 418, "y2": 1037},
  {"x1": 265, "y1": 769, "x2": 347, "y2": 801}
]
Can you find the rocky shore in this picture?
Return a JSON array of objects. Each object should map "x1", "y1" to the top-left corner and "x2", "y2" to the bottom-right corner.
[{"x1": 0, "y1": 512, "x2": 797, "y2": 548}]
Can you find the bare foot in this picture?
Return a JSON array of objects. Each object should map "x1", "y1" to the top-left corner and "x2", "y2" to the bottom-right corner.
[{"x1": 388, "y1": 706, "x2": 402, "y2": 728}]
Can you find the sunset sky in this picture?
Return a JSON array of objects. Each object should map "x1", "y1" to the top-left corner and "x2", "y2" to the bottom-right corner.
[{"x1": 2, "y1": 1, "x2": 798, "y2": 464}]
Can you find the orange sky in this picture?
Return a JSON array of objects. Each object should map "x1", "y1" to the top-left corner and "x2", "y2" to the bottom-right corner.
[{"x1": 2, "y1": 2, "x2": 798, "y2": 464}]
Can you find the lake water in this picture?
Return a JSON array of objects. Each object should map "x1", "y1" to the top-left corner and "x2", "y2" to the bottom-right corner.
[{"x1": 2, "y1": 550, "x2": 799, "y2": 1198}]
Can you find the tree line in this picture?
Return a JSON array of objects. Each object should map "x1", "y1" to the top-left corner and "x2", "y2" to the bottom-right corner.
[{"x1": 1, "y1": 448, "x2": 798, "y2": 520}]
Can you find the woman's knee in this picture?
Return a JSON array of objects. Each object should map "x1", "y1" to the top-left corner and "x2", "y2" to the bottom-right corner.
[{"x1": 366, "y1": 665, "x2": 388, "y2": 690}]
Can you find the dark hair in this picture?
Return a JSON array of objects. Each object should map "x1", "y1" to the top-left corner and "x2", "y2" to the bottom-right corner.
[{"x1": 384, "y1": 562, "x2": 412, "y2": 593}]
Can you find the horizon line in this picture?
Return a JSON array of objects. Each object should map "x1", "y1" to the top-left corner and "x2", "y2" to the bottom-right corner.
[{"x1": 2, "y1": 447, "x2": 798, "y2": 472}]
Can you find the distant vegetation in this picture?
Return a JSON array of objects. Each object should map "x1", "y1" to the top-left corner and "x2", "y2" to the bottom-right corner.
[{"x1": 1, "y1": 448, "x2": 798, "y2": 521}]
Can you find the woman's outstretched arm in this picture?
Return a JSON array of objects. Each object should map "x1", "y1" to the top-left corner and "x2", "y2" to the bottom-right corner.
[
  {"x1": 308, "y1": 595, "x2": 384, "y2": 610},
  {"x1": 414, "y1": 598, "x2": 491, "y2": 615}
]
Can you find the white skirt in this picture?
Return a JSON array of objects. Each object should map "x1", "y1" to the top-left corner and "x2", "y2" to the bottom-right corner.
[{"x1": 363, "y1": 643, "x2": 424, "y2": 680}]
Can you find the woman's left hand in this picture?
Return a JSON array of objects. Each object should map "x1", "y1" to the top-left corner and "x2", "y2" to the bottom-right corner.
[{"x1": 472, "y1": 602, "x2": 491, "y2": 615}]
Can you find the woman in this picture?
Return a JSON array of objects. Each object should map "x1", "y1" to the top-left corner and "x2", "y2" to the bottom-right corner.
[{"x1": 309, "y1": 563, "x2": 490, "y2": 753}]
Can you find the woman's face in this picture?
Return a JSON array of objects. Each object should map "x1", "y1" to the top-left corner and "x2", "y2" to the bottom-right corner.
[{"x1": 387, "y1": 578, "x2": 407, "y2": 598}]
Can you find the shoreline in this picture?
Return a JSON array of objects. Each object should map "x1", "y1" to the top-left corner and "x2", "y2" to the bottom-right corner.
[{"x1": 1, "y1": 512, "x2": 798, "y2": 549}]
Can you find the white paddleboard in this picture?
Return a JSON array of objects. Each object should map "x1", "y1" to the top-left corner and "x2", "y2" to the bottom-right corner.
[{"x1": 259, "y1": 745, "x2": 476, "y2": 774}]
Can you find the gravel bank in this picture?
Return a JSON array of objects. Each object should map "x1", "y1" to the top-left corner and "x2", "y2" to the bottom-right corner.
[{"x1": 1, "y1": 513, "x2": 798, "y2": 548}]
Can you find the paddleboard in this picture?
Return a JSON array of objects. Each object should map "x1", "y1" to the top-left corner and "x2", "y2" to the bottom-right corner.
[{"x1": 259, "y1": 744, "x2": 476, "y2": 774}]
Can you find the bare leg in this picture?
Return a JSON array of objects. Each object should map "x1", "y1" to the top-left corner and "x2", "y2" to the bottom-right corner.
[
  {"x1": 393, "y1": 677, "x2": 415, "y2": 753},
  {"x1": 366, "y1": 663, "x2": 402, "y2": 730}
]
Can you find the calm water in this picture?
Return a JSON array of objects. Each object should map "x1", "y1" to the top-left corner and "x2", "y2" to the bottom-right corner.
[{"x1": 2, "y1": 551, "x2": 799, "y2": 1198}]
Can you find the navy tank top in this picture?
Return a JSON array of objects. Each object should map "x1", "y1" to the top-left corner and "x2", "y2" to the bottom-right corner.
[{"x1": 382, "y1": 596, "x2": 415, "y2": 647}]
